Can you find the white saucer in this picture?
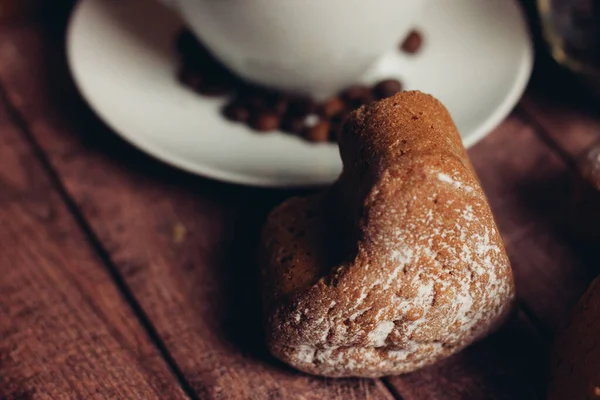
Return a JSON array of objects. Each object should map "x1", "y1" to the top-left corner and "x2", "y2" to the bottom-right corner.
[{"x1": 67, "y1": 0, "x2": 533, "y2": 188}]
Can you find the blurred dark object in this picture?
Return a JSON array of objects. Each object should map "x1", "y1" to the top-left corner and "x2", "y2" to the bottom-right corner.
[
  {"x1": 0, "y1": 0, "x2": 41, "y2": 20},
  {"x1": 579, "y1": 141, "x2": 600, "y2": 190},
  {"x1": 538, "y1": 0, "x2": 600, "y2": 93},
  {"x1": 0, "y1": 0, "x2": 75, "y2": 23}
]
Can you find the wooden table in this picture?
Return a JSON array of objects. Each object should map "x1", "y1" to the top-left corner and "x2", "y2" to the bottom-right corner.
[{"x1": 2, "y1": 4, "x2": 600, "y2": 399}]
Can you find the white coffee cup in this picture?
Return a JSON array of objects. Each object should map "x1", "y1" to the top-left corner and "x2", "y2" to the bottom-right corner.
[{"x1": 160, "y1": 0, "x2": 426, "y2": 99}]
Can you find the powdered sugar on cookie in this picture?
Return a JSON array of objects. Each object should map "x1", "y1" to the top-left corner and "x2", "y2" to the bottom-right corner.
[{"x1": 261, "y1": 91, "x2": 515, "y2": 377}]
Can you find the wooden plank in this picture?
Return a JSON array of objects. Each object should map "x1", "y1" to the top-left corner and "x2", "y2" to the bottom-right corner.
[
  {"x1": 500, "y1": 0, "x2": 600, "y2": 308},
  {"x1": 388, "y1": 313, "x2": 546, "y2": 400},
  {"x1": 520, "y1": 90, "x2": 600, "y2": 252},
  {"x1": 517, "y1": 13, "x2": 600, "y2": 163},
  {"x1": 0, "y1": 87, "x2": 187, "y2": 398},
  {"x1": 518, "y1": 0, "x2": 600, "y2": 163},
  {"x1": 521, "y1": 93, "x2": 600, "y2": 161},
  {"x1": 468, "y1": 115, "x2": 597, "y2": 330},
  {"x1": 0, "y1": 21, "x2": 395, "y2": 400}
]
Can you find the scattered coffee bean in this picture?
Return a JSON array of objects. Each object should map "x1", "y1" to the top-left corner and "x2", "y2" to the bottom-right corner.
[
  {"x1": 355, "y1": 94, "x2": 375, "y2": 108},
  {"x1": 318, "y1": 96, "x2": 346, "y2": 118},
  {"x1": 373, "y1": 79, "x2": 403, "y2": 99},
  {"x1": 271, "y1": 96, "x2": 289, "y2": 116},
  {"x1": 241, "y1": 87, "x2": 277, "y2": 109},
  {"x1": 304, "y1": 120, "x2": 330, "y2": 142},
  {"x1": 363, "y1": 93, "x2": 376, "y2": 106},
  {"x1": 281, "y1": 116, "x2": 306, "y2": 135},
  {"x1": 342, "y1": 85, "x2": 374, "y2": 108},
  {"x1": 222, "y1": 102, "x2": 250, "y2": 123},
  {"x1": 250, "y1": 112, "x2": 280, "y2": 132},
  {"x1": 176, "y1": 29, "x2": 410, "y2": 143},
  {"x1": 401, "y1": 30, "x2": 423, "y2": 54},
  {"x1": 342, "y1": 85, "x2": 371, "y2": 102}
]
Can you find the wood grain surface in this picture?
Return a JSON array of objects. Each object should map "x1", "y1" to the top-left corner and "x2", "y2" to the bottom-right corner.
[
  {"x1": 390, "y1": 313, "x2": 545, "y2": 400},
  {"x1": 0, "y1": 4, "x2": 598, "y2": 399},
  {"x1": 0, "y1": 67, "x2": 187, "y2": 400}
]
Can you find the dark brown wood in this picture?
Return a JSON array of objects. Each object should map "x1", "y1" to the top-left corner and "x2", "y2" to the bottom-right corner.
[
  {"x1": 389, "y1": 313, "x2": 546, "y2": 400},
  {"x1": 469, "y1": 115, "x2": 598, "y2": 331},
  {"x1": 521, "y1": 94, "x2": 600, "y2": 161},
  {"x1": 519, "y1": 52, "x2": 600, "y2": 258},
  {"x1": 0, "y1": 84, "x2": 187, "y2": 398}
]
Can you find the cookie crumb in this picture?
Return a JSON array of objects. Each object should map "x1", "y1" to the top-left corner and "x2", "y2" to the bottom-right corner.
[{"x1": 173, "y1": 223, "x2": 187, "y2": 244}]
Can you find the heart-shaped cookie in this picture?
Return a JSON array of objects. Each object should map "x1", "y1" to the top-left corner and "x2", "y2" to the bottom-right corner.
[{"x1": 259, "y1": 91, "x2": 515, "y2": 377}]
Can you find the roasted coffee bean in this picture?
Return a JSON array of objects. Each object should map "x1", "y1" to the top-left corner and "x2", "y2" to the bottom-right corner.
[
  {"x1": 318, "y1": 96, "x2": 345, "y2": 118},
  {"x1": 373, "y1": 79, "x2": 403, "y2": 99},
  {"x1": 244, "y1": 96, "x2": 269, "y2": 111},
  {"x1": 401, "y1": 30, "x2": 423, "y2": 54},
  {"x1": 358, "y1": 93, "x2": 374, "y2": 107},
  {"x1": 346, "y1": 95, "x2": 374, "y2": 109},
  {"x1": 281, "y1": 116, "x2": 306, "y2": 135},
  {"x1": 342, "y1": 85, "x2": 371, "y2": 102},
  {"x1": 242, "y1": 95, "x2": 268, "y2": 111},
  {"x1": 222, "y1": 102, "x2": 250, "y2": 123},
  {"x1": 177, "y1": 29, "x2": 408, "y2": 144},
  {"x1": 304, "y1": 120, "x2": 330, "y2": 142},
  {"x1": 342, "y1": 85, "x2": 374, "y2": 109},
  {"x1": 271, "y1": 96, "x2": 289, "y2": 116},
  {"x1": 250, "y1": 112, "x2": 280, "y2": 132}
]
